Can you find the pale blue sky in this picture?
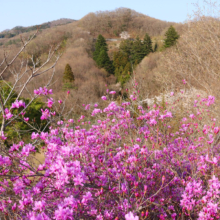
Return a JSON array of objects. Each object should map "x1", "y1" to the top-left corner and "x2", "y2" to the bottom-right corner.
[{"x1": 0, "y1": 0, "x2": 203, "y2": 32}]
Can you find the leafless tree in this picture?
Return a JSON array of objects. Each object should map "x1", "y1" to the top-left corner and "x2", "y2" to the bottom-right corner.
[{"x1": 0, "y1": 30, "x2": 61, "y2": 138}]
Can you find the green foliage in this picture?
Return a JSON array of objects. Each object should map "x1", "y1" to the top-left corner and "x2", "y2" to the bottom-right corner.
[
  {"x1": 113, "y1": 51, "x2": 130, "y2": 70},
  {"x1": 115, "y1": 34, "x2": 153, "y2": 85},
  {"x1": 131, "y1": 36, "x2": 146, "y2": 64},
  {"x1": 119, "y1": 39, "x2": 133, "y2": 57},
  {"x1": 118, "y1": 62, "x2": 132, "y2": 85},
  {"x1": 5, "y1": 39, "x2": 21, "y2": 46},
  {"x1": 0, "y1": 33, "x2": 16, "y2": 39},
  {"x1": 63, "y1": 64, "x2": 75, "y2": 83},
  {"x1": 164, "y1": 25, "x2": 179, "y2": 48},
  {"x1": 0, "y1": 81, "x2": 46, "y2": 145},
  {"x1": 93, "y1": 34, "x2": 108, "y2": 62},
  {"x1": 0, "y1": 81, "x2": 17, "y2": 108},
  {"x1": 5, "y1": 98, "x2": 47, "y2": 145},
  {"x1": 143, "y1": 33, "x2": 153, "y2": 54},
  {"x1": 93, "y1": 35, "x2": 114, "y2": 74},
  {"x1": 113, "y1": 51, "x2": 132, "y2": 86},
  {"x1": 97, "y1": 48, "x2": 114, "y2": 74},
  {"x1": 62, "y1": 82, "x2": 77, "y2": 91}
]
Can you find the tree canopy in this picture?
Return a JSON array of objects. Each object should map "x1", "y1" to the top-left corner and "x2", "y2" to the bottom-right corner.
[
  {"x1": 164, "y1": 25, "x2": 179, "y2": 48},
  {"x1": 63, "y1": 64, "x2": 75, "y2": 83},
  {"x1": 143, "y1": 33, "x2": 153, "y2": 55},
  {"x1": 93, "y1": 35, "x2": 114, "y2": 74},
  {"x1": 93, "y1": 34, "x2": 108, "y2": 62}
]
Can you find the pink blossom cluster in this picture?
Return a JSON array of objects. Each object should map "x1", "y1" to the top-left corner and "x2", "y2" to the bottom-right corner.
[
  {"x1": 34, "y1": 87, "x2": 53, "y2": 96},
  {"x1": 11, "y1": 100, "x2": 26, "y2": 109},
  {"x1": 40, "y1": 109, "x2": 51, "y2": 120},
  {"x1": 47, "y1": 98, "x2": 54, "y2": 108},
  {"x1": 4, "y1": 108, "x2": 13, "y2": 120},
  {"x1": 1, "y1": 90, "x2": 220, "y2": 219}
]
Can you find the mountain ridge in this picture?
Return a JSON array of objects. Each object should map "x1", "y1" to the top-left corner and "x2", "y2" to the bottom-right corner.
[{"x1": 0, "y1": 18, "x2": 76, "y2": 38}]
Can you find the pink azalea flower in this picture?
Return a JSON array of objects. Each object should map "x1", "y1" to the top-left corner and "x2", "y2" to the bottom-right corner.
[
  {"x1": 34, "y1": 87, "x2": 53, "y2": 95},
  {"x1": 31, "y1": 132, "x2": 39, "y2": 139},
  {"x1": 24, "y1": 117, "x2": 29, "y2": 122},
  {"x1": 101, "y1": 96, "x2": 107, "y2": 101},
  {"x1": 125, "y1": 212, "x2": 139, "y2": 220},
  {"x1": 47, "y1": 98, "x2": 54, "y2": 108},
  {"x1": 4, "y1": 108, "x2": 13, "y2": 120},
  {"x1": 33, "y1": 200, "x2": 45, "y2": 212},
  {"x1": 109, "y1": 91, "x2": 116, "y2": 95},
  {"x1": 68, "y1": 119, "x2": 74, "y2": 123},
  {"x1": 11, "y1": 100, "x2": 26, "y2": 109},
  {"x1": 214, "y1": 127, "x2": 219, "y2": 134},
  {"x1": 40, "y1": 109, "x2": 50, "y2": 120},
  {"x1": 85, "y1": 104, "x2": 90, "y2": 110},
  {"x1": 0, "y1": 131, "x2": 7, "y2": 140}
]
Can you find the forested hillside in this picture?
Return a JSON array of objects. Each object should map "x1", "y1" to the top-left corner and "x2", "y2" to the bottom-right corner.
[{"x1": 0, "y1": 8, "x2": 181, "y2": 114}]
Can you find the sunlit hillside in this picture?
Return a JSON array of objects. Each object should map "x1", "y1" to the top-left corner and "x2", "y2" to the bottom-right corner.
[{"x1": 0, "y1": 8, "x2": 183, "y2": 114}]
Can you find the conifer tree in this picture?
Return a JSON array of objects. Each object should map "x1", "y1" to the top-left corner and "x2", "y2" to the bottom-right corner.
[
  {"x1": 143, "y1": 33, "x2": 153, "y2": 55},
  {"x1": 97, "y1": 48, "x2": 114, "y2": 74},
  {"x1": 93, "y1": 35, "x2": 114, "y2": 74},
  {"x1": 131, "y1": 36, "x2": 146, "y2": 64},
  {"x1": 93, "y1": 34, "x2": 108, "y2": 62},
  {"x1": 164, "y1": 26, "x2": 179, "y2": 48},
  {"x1": 63, "y1": 64, "x2": 74, "y2": 83},
  {"x1": 119, "y1": 39, "x2": 133, "y2": 57},
  {"x1": 113, "y1": 51, "x2": 129, "y2": 70},
  {"x1": 113, "y1": 51, "x2": 131, "y2": 86}
]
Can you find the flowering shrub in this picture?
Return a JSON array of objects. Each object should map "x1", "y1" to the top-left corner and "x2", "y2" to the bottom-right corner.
[
  {"x1": 0, "y1": 86, "x2": 220, "y2": 219},
  {"x1": 0, "y1": 82, "x2": 48, "y2": 145}
]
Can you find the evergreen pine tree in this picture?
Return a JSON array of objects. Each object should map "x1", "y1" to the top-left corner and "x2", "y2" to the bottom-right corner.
[
  {"x1": 93, "y1": 35, "x2": 114, "y2": 75},
  {"x1": 120, "y1": 62, "x2": 131, "y2": 85},
  {"x1": 113, "y1": 51, "x2": 129, "y2": 70},
  {"x1": 131, "y1": 36, "x2": 146, "y2": 64},
  {"x1": 119, "y1": 39, "x2": 133, "y2": 57},
  {"x1": 93, "y1": 34, "x2": 108, "y2": 62},
  {"x1": 123, "y1": 62, "x2": 132, "y2": 74},
  {"x1": 164, "y1": 26, "x2": 179, "y2": 48},
  {"x1": 63, "y1": 64, "x2": 74, "y2": 83},
  {"x1": 97, "y1": 48, "x2": 114, "y2": 74},
  {"x1": 113, "y1": 51, "x2": 132, "y2": 86},
  {"x1": 143, "y1": 33, "x2": 153, "y2": 55}
]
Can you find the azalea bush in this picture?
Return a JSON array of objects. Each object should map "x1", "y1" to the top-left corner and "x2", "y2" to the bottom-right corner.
[
  {"x1": 0, "y1": 81, "x2": 48, "y2": 146},
  {"x1": 0, "y1": 82, "x2": 220, "y2": 220}
]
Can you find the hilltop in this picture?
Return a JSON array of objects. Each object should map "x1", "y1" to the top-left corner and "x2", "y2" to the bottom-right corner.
[{"x1": 79, "y1": 8, "x2": 177, "y2": 38}]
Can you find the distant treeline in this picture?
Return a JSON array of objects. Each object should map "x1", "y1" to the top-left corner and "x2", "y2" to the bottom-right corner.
[{"x1": 0, "y1": 19, "x2": 74, "y2": 39}]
